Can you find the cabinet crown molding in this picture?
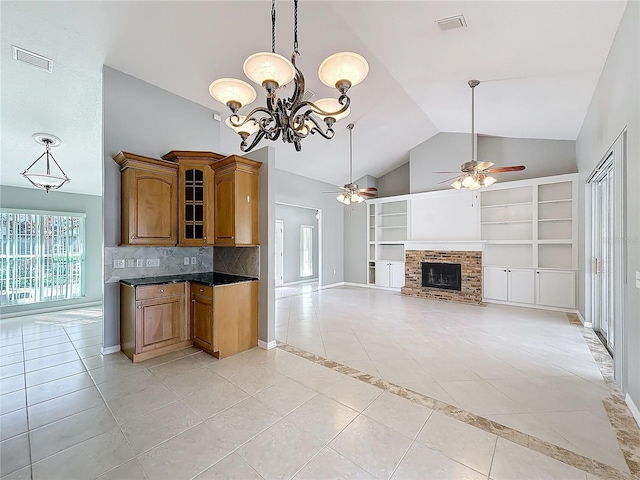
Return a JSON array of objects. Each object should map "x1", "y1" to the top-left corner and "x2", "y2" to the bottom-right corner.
[
  {"x1": 161, "y1": 150, "x2": 226, "y2": 162},
  {"x1": 113, "y1": 151, "x2": 178, "y2": 172}
]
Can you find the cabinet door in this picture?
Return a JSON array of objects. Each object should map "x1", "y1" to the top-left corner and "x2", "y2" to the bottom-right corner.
[
  {"x1": 389, "y1": 262, "x2": 406, "y2": 288},
  {"x1": 214, "y1": 171, "x2": 235, "y2": 245},
  {"x1": 375, "y1": 261, "x2": 390, "y2": 287},
  {"x1": 191, "y1": 294, "x2": 213, "y2": 352},
  {"x1": 180, "y1": 166, "x2": 214, "y2": 245},
  {"x1": 130, "y1": 170, "x2": 177, "y2": 245},
  {"x1": 507, "y1": 268, "x2": 535, "y2": 304},
  {"x1": 483, "y1": 267, "x2": 508, "y2": 301},
  {"x1": 136, "y1": 295, "x2": 185, "y2": 353},
  {"x1": 536, "y1": 270, "x2": 575, "y2": 308},
  {"x1": 234, "y1": 170, "x2": 259, "y2": 245}
]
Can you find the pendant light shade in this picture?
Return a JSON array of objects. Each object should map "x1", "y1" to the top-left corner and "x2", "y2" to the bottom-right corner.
[
  {"x1": 21, "y1": 134, "x2": 70, "y2": 193},
  {"x1": 313, "y1": 98, "x2": 351, "y2": 122},
  {"x1": 243, "y1": 52, "x2": 296, "y2": 89},
  {"x1": 208, "y1": 78, "x2": 257, "y2": 111},
  {"x1": 318, "y1": 52, "x2": 369, "y2": 91}
]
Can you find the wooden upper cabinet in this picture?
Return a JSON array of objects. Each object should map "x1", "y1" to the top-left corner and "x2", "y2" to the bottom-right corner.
[
  {"x1": 212, "y1": 155, "x2": 262, "y2": 246},
  {"x1": 113, "y1": 152, "x2": 178, "y2": 246},
  {"x1": 162, "y1": 151, "x2": 225, "y2": 246}
]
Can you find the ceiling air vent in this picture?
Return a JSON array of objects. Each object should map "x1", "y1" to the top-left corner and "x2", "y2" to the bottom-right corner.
[
  {"x1": 12, "y1": 46, "x2": 53, "y2": 73},
  {"x1": 302, "y1": 89, "x2": 315, "y2": 102},
  {"x1": 436, "y1": 15, "x2": 467, "y2": 31}
]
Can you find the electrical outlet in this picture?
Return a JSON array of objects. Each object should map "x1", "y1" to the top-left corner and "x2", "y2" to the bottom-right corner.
[
  {"x1": 113, "y1": 259, "x2": 125, "y2": 269},
  {"x1": 333, "y1": 269, "x2": 336, "y2": 275},
  {"x1": 136, "y1": 259, "x2": 144, "y2": 268},
  {"x1": 126, "y1": 259, "x2": 135, "y2": 268},
  {"x1": 146, "y1": 258, "x2": 160, "y2": 267},
  {"x1": 184, "y1": 257, "x2": 190, "y2": 265},
  {"x1": 190, "y1": 257, "x2": 197, "y2": 265}
]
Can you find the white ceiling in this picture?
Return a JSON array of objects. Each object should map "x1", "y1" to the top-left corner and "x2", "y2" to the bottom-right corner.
[{"x1": 0, "y1": 1, "x2": 627, "y2": 196}]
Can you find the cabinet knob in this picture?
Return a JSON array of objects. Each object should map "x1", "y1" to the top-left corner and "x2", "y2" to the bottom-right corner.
[
  {"x1": 536, "y1": 271, "x2": 540, "y2": 274},
  {"x1": 137, "y1": 306, "x2": 141, "y2": 309},
  {"x1": 160, "y1": 289, "x2": 165, "y2": 293},
  {"x1": 231, "y1": 236, "x2": 234, "y2": 239},
  {"x1": 199, "y1": 288, "x2": 204, "y2": 292},
  {"x1": 130, "y1": 235, "x2": 135, "y2": 240},
  {"x1": 192, "y1": 300, "x2": 196, "y2": 303},
  {"x1": 203, "y1": 236, "x2": 207, "y2": 240},
  {"x1": 246, "y1": 195, "x2": 250, "y2": 203},
  {"x1": 504, "y1": 269, "x2": 507, "y2": 272}
]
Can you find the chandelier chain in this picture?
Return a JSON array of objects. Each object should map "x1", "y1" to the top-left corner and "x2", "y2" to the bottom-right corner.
[
  {"x1": 271, "y1": 0, "x2": 276, "y2": 54},
  {"x1": 293, "y1": 0, "x2": 299, "y2": 54}
]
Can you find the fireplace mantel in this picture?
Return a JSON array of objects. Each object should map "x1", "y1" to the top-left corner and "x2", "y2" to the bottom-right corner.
[{"x1": 405, "y1": 241, "x2": 486, "y2": 252}]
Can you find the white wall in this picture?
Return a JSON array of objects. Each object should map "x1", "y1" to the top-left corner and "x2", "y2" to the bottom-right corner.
[
  {"x1": 378, "y1": 162, "x2": 410, "y2": 198},
  {"x1": 410, "y1": 190, "x2": 480, "y2": 241},
  {"x1": 575, "y1": 1, "x2": 639, "y2": 408}
]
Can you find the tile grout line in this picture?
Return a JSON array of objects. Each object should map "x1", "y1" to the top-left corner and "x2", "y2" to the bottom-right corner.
[{"x1": 277, "y1": 341, "x2": 632, "y2": 479}]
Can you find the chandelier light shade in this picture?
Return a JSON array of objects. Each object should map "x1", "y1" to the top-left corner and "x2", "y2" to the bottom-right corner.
[
  {"x1": 318, "y1": 52, "x2": 370, "y2": 91},
  {"x1": 21, "y1": 133, "x2": 70, "y2": 193},
  {"x1": 209, "y1": 0, "x2": 369, "y2": 152},
  {"x1": 208, "y1": 78, "x2": 257, "y2": 112}
]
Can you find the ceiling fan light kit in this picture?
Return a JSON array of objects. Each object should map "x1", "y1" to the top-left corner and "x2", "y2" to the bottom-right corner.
[
  {"x1": 332, "y1": 123, "x2": 377, "y2": 205},
  {"x1": 440, "y1": 80, "x2": 525, "y2": 191},
  {"x1": 209, "y1": 0, "x2": 369, "y2": 152},
  {"x1": 21, "y1": 133, "x2": 70, "y2": 193}
]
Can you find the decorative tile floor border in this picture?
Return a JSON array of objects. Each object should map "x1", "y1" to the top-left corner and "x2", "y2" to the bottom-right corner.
[
  {"x1": 567, "y1": 313, "x2": 640, "y2": 477},
  {"x1": 277, "y1": 339, "x2": 635, "y2": 479}
]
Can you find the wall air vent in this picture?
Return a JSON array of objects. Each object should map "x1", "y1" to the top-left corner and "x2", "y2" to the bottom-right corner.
[
  {"x1": 12, "y1": 46, "x2": 53, "y2": 73},
  {"x1": 436, "y1": 15, "x2": 467, "y2": 31}
]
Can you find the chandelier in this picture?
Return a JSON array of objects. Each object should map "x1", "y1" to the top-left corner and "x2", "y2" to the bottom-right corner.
[
  {"x1": 209, "y1": 0, "x2": 369, "y2": 152},
  {"x1": 21, "y1": 134, "x2": 70, "y2": 193}
]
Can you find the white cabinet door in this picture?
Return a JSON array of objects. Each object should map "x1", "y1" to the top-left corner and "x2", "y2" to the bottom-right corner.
[
  {"x1": 389, "y1": 262, "x2": 405, "y2": 288},
  {"x1": 536, "y1": 270, "x2": 575, "y2": 308},
  {"x1": 375, "y1": 261, "x2": 391, "y2": 287},
  {"x1": 483, "y1": 267, "x2": 508, "y2": 301},
  {"x1": 508, "y1": 268, "x2": 535, "y2": 304}
]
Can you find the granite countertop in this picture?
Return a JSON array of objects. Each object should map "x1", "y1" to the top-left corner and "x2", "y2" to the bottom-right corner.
[{"x1": 119, "y1": 272, "x2": 258, "y2": 287}]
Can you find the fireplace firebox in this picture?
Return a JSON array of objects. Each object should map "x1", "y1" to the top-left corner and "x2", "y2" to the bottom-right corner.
[{"x1": 421, "y1": 262, "x2": 462, "y2": 291}]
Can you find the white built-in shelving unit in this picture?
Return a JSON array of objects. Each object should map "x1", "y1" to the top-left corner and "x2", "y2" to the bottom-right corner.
[
  {"x1": 480, "y1": 174, "x2": 577, "y2": 309},
  {"x1": 366, "y1": 200, "x2": 408, "y2": 289}
]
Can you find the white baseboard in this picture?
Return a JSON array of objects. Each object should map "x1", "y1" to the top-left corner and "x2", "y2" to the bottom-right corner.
[
  {"x1": 343, "y1": 282, "x2": 370, "y2": 288},
  {"x1": 282, "y1": 279, "x2": 319, "y2": 286},
  {"x1": 576, "y1": 310, "x2": 592, "y2": 327},
  {"x1": 626, "y1": 394, "x2": 640, "y2": 428},
  {"x1": 318, "y1": 282, "x2": 345, "y2": 290},
  {"x1": 0, "y1": 301, "x2": 102, "y2": 320},
  {"x1": 101, "y1": 345, "x2": 121, "y2": 355},
  {"x1": 482, "y1": 299, "x2": 578, "y2": 314},
  {"x1": 258, "y1": 340, "x2": 277, "y2": 350}
]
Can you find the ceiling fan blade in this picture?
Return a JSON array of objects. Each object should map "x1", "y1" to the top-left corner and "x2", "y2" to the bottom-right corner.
[
  {"x1": 485, "y1": 165, "x2": 526, "y2": 173},
  {"x1": 438, "y1": 175, "x2": 462, "y2": 185},
  {"x1": 475, "y1": 161, "x2": 495, "y2": 171},
  {"x1": 359, "y1": 187, "x2": 378, "y2": 192},
  {"x1": 359, "y1": 192, "x2": 377, "y2": 197},
  {"x1": 432, "y1": 171, "x2": 461, "y2": 174}
]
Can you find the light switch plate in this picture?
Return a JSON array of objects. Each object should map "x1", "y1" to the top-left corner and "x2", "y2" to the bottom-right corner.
[
  {"x1": 113, "y1": 259, "x2": 125, "y2": 269},
  {"x1": 126, "y1": 259, "x2": 135, "y2": 268},
  {"x1": 190, "y1": 257, "x2": 197, "y2": 265},
  {"x1": 146, "y1": 258, "x2": 160, "y2": 267},
  {"x1": 184, "y1": 257, "x2": 190, "y2": 265},
  {"x1": 136, "y1": 259, "x2": 144, "y2": 268},
  {"x1": 636, "y1": 271, "x2": 640, "y2": 289}
]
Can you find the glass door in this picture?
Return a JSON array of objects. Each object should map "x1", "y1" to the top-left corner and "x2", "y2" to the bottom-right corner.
[{"x1": 591, "y1": 158, "x2": 615, "y2": 352}]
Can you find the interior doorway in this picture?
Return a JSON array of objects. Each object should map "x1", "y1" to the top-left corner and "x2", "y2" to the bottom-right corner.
[{"x1": 275, "y1": 220, "x2": 284, "y2": 287}]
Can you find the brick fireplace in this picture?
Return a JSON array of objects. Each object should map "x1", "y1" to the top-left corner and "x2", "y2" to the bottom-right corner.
[{"x1": 402, "y1": 249, "x2": 482, "y2": 304}]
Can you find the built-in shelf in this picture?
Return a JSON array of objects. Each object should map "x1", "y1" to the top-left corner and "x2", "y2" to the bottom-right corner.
[
  {"x1": 481, "y1": 202, "x2": 533, "y2": 209},
  {"x1": 537, "y1": 239, "x2": 573, "y2": 244},
  {"x1": 481, "y1": 220, "x2": 533, "y2": 225},
  {"x1": 378, "y1": 226, "x2": 408, "y2": 229},
  {"x1": 538, "y1": 199, "x2": 572, "y2": 204},
  {"x1": 484, "y1": 240, "x2": 534, "y2": 245},
  {"x1": 378, "y1": 213, "x2": 407, "y2": 217},
  {"x1": 538, "y1": 218, "x2": 572, "y2": 222}
]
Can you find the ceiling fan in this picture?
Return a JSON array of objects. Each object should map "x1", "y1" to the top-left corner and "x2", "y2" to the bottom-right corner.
[
  {"x1": 323, "y1": 123, "x2": 377, "y2": 204},
  {"x1": 434, "y1": 80, "x2": 525, "y2": 190}
]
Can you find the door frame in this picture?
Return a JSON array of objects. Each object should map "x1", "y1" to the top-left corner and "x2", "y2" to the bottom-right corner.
[
  {"x1": 275, "y1": 202, "x2": 323, "y2": 288},
  {"x1": 275, "y1": 220, "x2": 284, "y2": 287},
  {"x1": 586, "y1": 130, "x2": 626, "y2": 388}
]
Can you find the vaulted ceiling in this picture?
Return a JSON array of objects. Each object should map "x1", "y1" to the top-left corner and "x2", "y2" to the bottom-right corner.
[{"x1": 0, "y1": 1, "x2": 627, "y2": 195}]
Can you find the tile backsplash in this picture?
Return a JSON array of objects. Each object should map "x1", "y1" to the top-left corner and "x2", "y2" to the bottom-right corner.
[
  {"x1": 214, "y1": 246, "x2": 260, "y2": 278},
  {"x1": 104, "y1": 246, "x2": 213, "y2": 283}
]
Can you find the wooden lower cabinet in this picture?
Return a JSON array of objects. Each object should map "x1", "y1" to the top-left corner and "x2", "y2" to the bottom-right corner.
[
  {"x1": 214, "y1": 281, "x2": 259, "y2": 358},
  {"x1": 120, "y1": 283, "x2": 191, "y2": 362},
  {"x1": 190, "y1": 283, "x2": 214, "y2": 354}
]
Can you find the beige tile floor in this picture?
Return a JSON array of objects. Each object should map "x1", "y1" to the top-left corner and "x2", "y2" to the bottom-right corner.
[
  {"x1": 0, "y1": 291, "x2": 631, "y2": 479},
  {"x1": 275, "y1": 287, "x2": 631, "y2": 474}
]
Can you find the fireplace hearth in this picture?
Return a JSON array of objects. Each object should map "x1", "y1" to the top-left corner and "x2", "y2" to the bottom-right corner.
[{"x1": 422, "y1": 262, "x2": 461, "y2": 291}]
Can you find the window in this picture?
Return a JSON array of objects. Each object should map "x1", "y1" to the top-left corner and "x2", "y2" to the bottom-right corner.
[
  {"x1": 300, "y1": 225, "x2": 314, "y2": 278},
  {"x1": 0, "y1": 210, "x2": 85, "y2": 306}
]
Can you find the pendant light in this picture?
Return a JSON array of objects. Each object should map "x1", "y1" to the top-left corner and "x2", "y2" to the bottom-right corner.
[{"x1": 21, "y1": 134, "x2": 70, "y2": 193}]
